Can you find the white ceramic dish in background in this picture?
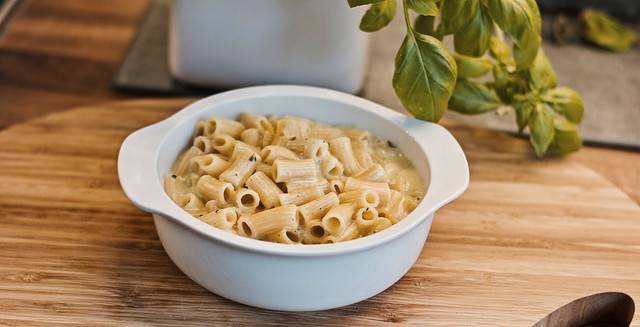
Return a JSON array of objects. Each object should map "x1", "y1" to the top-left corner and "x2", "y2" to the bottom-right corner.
[
  {"x1": 118, "y1": 85, "x2": 469, "y2": 311},
  {"x1": 169, "y1": 0, "x2": 370, "y2": 93}
]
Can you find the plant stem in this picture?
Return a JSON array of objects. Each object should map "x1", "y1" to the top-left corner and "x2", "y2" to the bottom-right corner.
[{"x1": 402, "y1": 0, "x2": 413, "y2": 34}]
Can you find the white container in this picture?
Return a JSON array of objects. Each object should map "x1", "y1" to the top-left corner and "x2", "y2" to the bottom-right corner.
[
  {"x1": 169, "y1": 0, "x2": 370, "y2": 93},
  {"x1": 118, "y1": 86, "x2": 469, "y2": 311}
]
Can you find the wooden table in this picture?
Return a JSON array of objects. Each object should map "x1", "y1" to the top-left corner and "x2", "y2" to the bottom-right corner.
[{"x1": 1, "y1": 100, "x2": 639, "y2": 326}]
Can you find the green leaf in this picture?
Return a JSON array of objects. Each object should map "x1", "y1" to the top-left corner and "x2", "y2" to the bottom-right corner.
[
  {"x1": 440, "y1": 0, "x2": 479, "y2": 34},
  {"x1": 359, "y1": 0, "x2": 397, "y2": 32},
  {"x1": 515, "y1": 103, "x2": 533, "y2": 133},
  {"x1": 487, "y1": 0, "x2": 541, "y2": 70},
  {"x1": 489, "y1": 37, "x2": 512, "y2": 63},
  {"x1": 393, "y1": 33, "x2": 457, "y2": 122},
  {"x1": 348, "y1": 0, "x2": 384, "y2": 8},
  {"x1": 407, "y1": 0, "x2": 439, "y2": 16},
  {"x1": 449, "y1": 80, "x2": 502, "y2": 114},
  {"x1": 512, "y1": 94, "x2": 534, "y2": 132},
  {"x1": 581, "y1": 8, "x2": 637, "y2": 52},
  {"x1": 548, "y1": 117, "x2": 582, "y2": 155},
  {"x1": 523, "y1": 48, "x2": 557, "y2": 91},
  {"x1": 454, "y1": 54, "x2": 493, "y2": 78},
  {"x1": 528, "y1": 104, "x2": 555, "y2": 157},
  {"x1": 414, "y1": 15, "x2": 437, "y2": 37},
  {"x1": 542, "y1": 87, "x2": 584, "y2": 124},
  {"x1": 454, "y1": 5, "x2": 493, "y2": 56}
]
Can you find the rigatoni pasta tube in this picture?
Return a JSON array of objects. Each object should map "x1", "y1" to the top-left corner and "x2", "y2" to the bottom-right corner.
[
  {"x1": 352, "y1": 140, "x2": 374, "y2": 169},
  {"x1": 230, "y1": 141, "x2": 259, "y2": 161},
  {"x1": 273, "y1": 159, "x2": 317, "y2": 183},
  {"x1": 255, "y1": 163, "x2": 273, "y2": 179},
  {"x1": 261, "y1": 145, "x2": 298, "y2": 164},
  {"x1": 237, "y1": 205, "x2": 297, "y2": 239},
  {"x1": 204, "y1": 117, "x2": 245, "y2": 137},
  {"x1": 338, "y1": 190, "x2": 380, "y2": 208},
  {"x1": 303, "y1": 220, "x2": 326, "y2": 244},
  {"x1": 319, "y1": 155, "x2": 344, "y2": 180},
  {"x1": 278, "y1": 186, "x2": 324, "y2": 206},
  {"x1": 174, "y1": 146, "x2": 203, "y2": 177},
  {"x1": 379, "y1": 190, "x2": 406, "y2": 223},
  {"x1": 355, "y1": 206, "x2": 378, "y2": 231},
  {"x1": 344, "y1": 177, "x2": 391, "y2": 204},
  {"x1": 329, "y1": 137, "x2": 362, "y2": 175},
  {"x1": 303, "y1": 138, "x2": 330, "y2": 160},
  {"x1": 321, "y1": 203, "x2": 357, "y2": 235},
  {"x1": 329, "y1": 180, "x2": 345, "y2": 194},
  {"x1": 240, "y1": 128, "x2": 261, "y2": 147},
  {"x1": 210, "y1": 134, "x2": 236, "y2": 156},
  {"x1": 297, "y1": 192, "x2": 339, "y2": 224},
  {"x1": 261, "y1": 130, "x2": 274, "y2": 148},
  {"x1": 176, "y1": 193, "x2": 206, "y2": 216},
  {"x1": 373, "y1": 217, "x2": 393, "y2": 232},
  {"x1": 265, "y1": 228, "x2": 300, "y2": 244},
  {"x1": 286, "y1": 178, "x2": 330, "y2": 194},
  {"x1": 196, "y1": 175, "x2": 234, "y2": 206},
  {"x1": 219, "y1": 150, "x2": 261, "y2": 188},
  {"x1": 193, "y1": 136, "x2": 213, "y2": 154},
  {"x1": 239, "y1": 113, "x2": 274, "y2": 133},
  {"x1": 163, "y1": 175, "x2": 182, "y2": 202},
  {"x1": 335, "y1": 222, "x2": 360, "y2": 242},
  {"x1": 205, "y1": 200, "x2": 218, "y2": 212},
  {"x1": 353, "y1": 163, "x2": 387, "y2": 182},
  {"x1": 233, "y1": 188, "x2": 260, "y2": 213},
  {"x1": 190, "y1": 154, "x2": 229, "y2": 177},
  {"x1": 246, "y1": 171, "x2": 282, "y2": 209}
]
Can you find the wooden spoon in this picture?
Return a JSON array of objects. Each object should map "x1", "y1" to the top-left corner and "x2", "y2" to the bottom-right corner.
[{"x1": 533, "y1": 292, "x2": 634, "y2": 327}]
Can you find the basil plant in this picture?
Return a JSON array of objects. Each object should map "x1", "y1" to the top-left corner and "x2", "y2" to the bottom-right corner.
[{"x1": 348, "y1": 0, "x2": 585, "y2": 157}]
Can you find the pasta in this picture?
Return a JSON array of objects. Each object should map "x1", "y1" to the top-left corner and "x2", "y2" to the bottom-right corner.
[
  {"x1": 165, "y1": 113, "x2": 425, "y2": 244},
  {"x1": 246, "y1": 171, "x2": 282, "y2": 209},
  {"x1": 273, "y1": 159, "x2": 317, "y2": 182},
  {"x1": 278, "y1": 186, "x2": 324, "y2": 206}
]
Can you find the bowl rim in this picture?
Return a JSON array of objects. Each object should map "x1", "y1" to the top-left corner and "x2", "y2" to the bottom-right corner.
[{"x1": 119, "y1": 85, "x2": 468, "y2": 257}]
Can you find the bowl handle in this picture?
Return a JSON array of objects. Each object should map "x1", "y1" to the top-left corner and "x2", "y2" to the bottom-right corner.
[
  {"x1": 117, "y1": 121, "x2": 183, "y2": 216},
  {"x1": 398, "y1": 117, "x2": 469, "y2": 213}
]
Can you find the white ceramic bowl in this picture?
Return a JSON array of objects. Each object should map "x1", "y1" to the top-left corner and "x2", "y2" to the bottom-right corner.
[{"x1": 118, "y1": 85, "x2": 469, "y2": 311}]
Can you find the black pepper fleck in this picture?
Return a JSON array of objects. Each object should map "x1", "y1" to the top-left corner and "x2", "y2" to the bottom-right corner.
[{"x1": 387, "y1": 140, "x2": 397, "y2": 148}]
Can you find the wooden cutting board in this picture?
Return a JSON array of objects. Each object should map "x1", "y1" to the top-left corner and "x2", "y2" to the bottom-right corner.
[{"x1": 0, "y1": 99, "x2": 638, "y2": 326}]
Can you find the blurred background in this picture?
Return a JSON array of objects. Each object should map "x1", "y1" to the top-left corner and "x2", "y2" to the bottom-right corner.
[{"x1": 0, "y1": 0, "x2": 638, "y2": 148}]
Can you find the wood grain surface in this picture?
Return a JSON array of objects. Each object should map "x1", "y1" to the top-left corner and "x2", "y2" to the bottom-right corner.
[
  {"x1": 0, "y1": 0, "x2": 149, "y2": 129},
  {"x1": 0, "y1": 99, "x2": 638, "y2": 326}
]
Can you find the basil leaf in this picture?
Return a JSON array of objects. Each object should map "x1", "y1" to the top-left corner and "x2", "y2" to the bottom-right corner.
[
  {"x1": 414, "y1": 15, "x2": 437, "y2": 37},
  {"x1": 393, "y1": 33, "x2": 457, "y2": 122},
  {"x1": 454, "y1": 5, "x2": 493, "y2": 56},
  {"x1": 542, "y1": 87, "x2": 584, "y2": 124},
  {"x1": 511, "y1": 93, "x2": 535, "y2": 132},
  {"x1": 523, "y1": 48, "x2": 557, "y2": 91},
  {"x1": 487, "y1": 0, "x2": 541, "y2": 70},
  {"x1": 514, "y1": 102, "x2": 533, "y2": 133},
  {"x1": 360, "y1": 0, "x2": 397, "y2": 32},
  {"x1": 348, "y1": 0, "x2": 384, "y2": 8},
  {"x1": 581, "y1": 8, "x2": 637, "y2": 52},
  {"x1": 489, "y1": 37, "x2": 512, "y2": 63},
  {"x1": 407, "y1": 0, "x2": 439, "y2": 16},
  {"x1": 449, "y1": 80, "x2": 502, "y2": 114},
  {"x1": 548, "y1": 117, "x2": 582, "y2": 155},
  {"x1": 528, "y1": 104, "x2": 555, "y2": 157},
  {"x1": 454, "y1": 54, "x2": 493, "y2": 78},
  {"x1": 440, "y1": 0, "x2": 479, "y2": 34}
]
